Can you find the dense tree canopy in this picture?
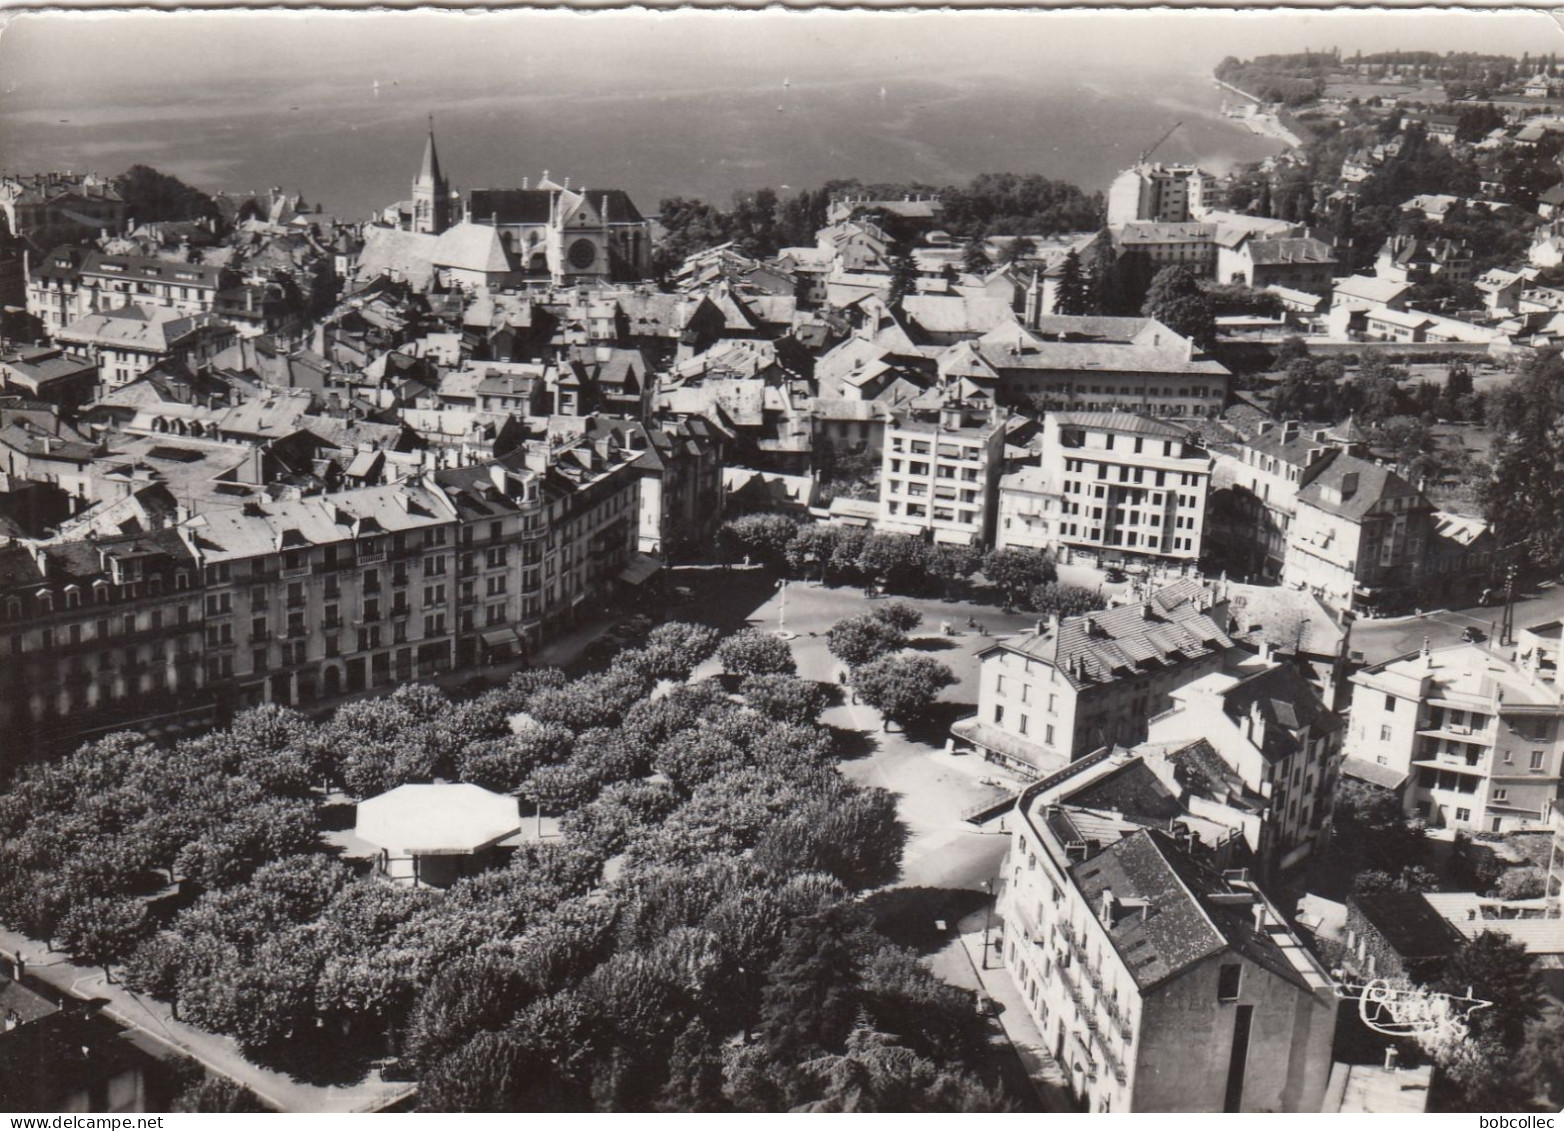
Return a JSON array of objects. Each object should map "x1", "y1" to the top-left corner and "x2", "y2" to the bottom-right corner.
[{"x1": 1479, "y1": 351, "x2": 1564, "y2": 571}]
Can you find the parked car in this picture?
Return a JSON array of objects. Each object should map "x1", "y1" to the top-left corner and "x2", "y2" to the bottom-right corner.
[
  {"x1": 1461, "y1": 626, "x2": 1486, "y2": 643},
  {"x1": 1104, "y1": 567, "x2": 1129, "y2": 583}
]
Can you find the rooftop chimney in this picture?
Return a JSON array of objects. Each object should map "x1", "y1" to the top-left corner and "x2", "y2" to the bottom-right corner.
[
  {"x1": 1340, "y1": 471, "x2": 1359, "y2": 498},
  {"x1": 1100, "y1": 890, "x2": 1118, "y2": 928},
  {"x1": 1385, "y1": 1046, "x2": 1400, "y2": 1072},
  {"x1": 1252, "y1": 901, "x2": 1266, "y2": 934}
]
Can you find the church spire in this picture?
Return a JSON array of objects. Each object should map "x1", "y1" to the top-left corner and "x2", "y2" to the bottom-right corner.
[
  {"x1": 416, "y1": 114, "x2": 443, "y2": 188},
  {"x1": 411, "y1": 115, "x2": 452, "y2": 235}
]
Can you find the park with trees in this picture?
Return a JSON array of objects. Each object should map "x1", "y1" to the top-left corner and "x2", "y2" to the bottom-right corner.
[{"x1": 0, "y1": 616, "x2": 1019, "y2": 1111}]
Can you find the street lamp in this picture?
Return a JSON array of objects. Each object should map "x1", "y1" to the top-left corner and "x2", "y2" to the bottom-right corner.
[
  {"x1": 981, "y1": 878, "x2": 996, "y2": 970},
  {"x1": 775, "y1": 578, "x2": 797, "y2": 640}
]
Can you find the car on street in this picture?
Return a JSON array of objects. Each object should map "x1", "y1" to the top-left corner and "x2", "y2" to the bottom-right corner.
[
  {"x1": 1461, "y1": 626, "x2": 1486, "y2": 643},
  {"x1": 1104, "y1": 567, "x2": 1129, "y2": 583}
]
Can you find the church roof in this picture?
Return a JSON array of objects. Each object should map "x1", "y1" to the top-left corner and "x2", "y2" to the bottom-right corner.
[
  {"x1": 432, "y1": 222, "x2": 512, "y2": 274},
  {"x1": 468, "y1": 186, "x2": 645, "y2": 227}
]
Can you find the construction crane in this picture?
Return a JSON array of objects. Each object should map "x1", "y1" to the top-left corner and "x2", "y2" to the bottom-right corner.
[{"x1": 1138, "y1": 120, "x2": 1184, "y2": 165}]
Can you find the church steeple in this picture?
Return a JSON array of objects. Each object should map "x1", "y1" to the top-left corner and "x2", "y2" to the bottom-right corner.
[{"x1": 412, "y1": 115, "x2": 451, "y2": 235}]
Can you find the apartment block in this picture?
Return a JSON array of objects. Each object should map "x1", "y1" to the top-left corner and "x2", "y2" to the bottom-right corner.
[
  {"x1": 0, "y1": 430, "x2": 649, "y2": 756},
  {"x1": 0, "y1": 530, "x2": 211, "y2": 767},
  {"x1": 28, "y1": 247, "x2": 227, "y2": 332},
  {"x1": 999, "y1": 750, "x2": 1337, "y2": 1112},
  {"x1": 1107, "y1": 163, "x2": 1219, "y2": 227},
  {"x1": 1207, "y1": 418, "x2": 1367, "y2": 580},
  {"x1": 876, "y1": 404, "x2": 1007, "y2": 547},
  {"x1": 951, "y1": 578, "x2": 1234, "y2": 775},
  {"x1": 1342, "y1": 634, "x2": 1564, "y2": 833},
  {"x1": 976, "y1": 317, "x2": 1229, "y2": 420},
  {"x1": 1032, "y1": 412, "x2": 1211, "y2": 566},
  {"x1": 1145, "y1": 657, "x2": 1345, "y2": 877},
  {"x1": 55, "y1": 306, "x2": 236, "y2": 391},
  {"x1": 1281, "y1": 453, "x2": 1433, "y2": 614}
]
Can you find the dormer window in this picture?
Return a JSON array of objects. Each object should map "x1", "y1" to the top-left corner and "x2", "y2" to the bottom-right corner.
[{"x1": 64, "y1": 586, "x2": 81, "y2": 610}]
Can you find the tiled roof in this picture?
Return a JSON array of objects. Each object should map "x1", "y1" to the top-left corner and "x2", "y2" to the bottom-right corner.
[
  {"x1": 55, "y1": 306, "x2": 222, "y2": 353},
  {"x1": 1244, "y1": 237, "x2": 1337, "y2": 266},
  {"x1": 1339, "y1": 756, "x2": 1408, "y2": 791},
  {"x1": 1117, "y1": 221, "x2": 1217, "y2": 245},
  {"x1": 1218, "y1": 663, "x2": 1342, "y2": 763},
  {"x1": 1296, "y1": 453, "x2": 1423, "y2": 521},
  {"x1": 996, "y1": 579, "x2": 1231, "y2": 690},
  {"x1": 1333, "y1": 275, "x2": 1409, "y2": 304},
  {"x1": 977, "y1": 339, "x2": 1227, "y2": 378},
  {"x1": 78, "y1": 250, "x2": 224, "y2": 289},
  {"x1": 1051, "y1": 411, "x2": 1193, "y2": 439},
  {"x1": 431, "y1": 222, "x2": 511, "y2": 274},
  {"x1": 1070, "y1": 828, "x2": 1317, "y2": 994}
]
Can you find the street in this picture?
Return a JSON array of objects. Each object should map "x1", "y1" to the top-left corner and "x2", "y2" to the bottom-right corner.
[{"x1": 1349, "y1": 583, "x2": 1564, "y2": 666}]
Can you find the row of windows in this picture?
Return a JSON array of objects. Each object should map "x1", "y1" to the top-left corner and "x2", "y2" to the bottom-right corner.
[{"x1": 3, "y1": 573, "x2": 188, "y2": 619}]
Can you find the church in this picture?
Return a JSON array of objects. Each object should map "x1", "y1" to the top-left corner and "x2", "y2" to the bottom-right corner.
[{"x1": 400, "y1": 124, "x2": 652, "y2": 285}]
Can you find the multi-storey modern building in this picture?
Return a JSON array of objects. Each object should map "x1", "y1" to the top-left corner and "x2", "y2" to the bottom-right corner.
[
  {"x1": 1029, "y1": 412, "x2": 1212, "y2": 567},
  {"x1": 875, "y1": 404, "x2": 1008, "y2": 546},
  {"x1": 998, "y1": 750, "x2": 1338, "y2": 1112},
  {"x1": 951, "y1": 578, "x2": 1234, "y2": 775},
  {"x1": 1107, "y1": 163, "x2": 1219, "y2": 227},
  {"x1": 1342, "y1": 633, "x2": 1564, "y2": 833},
  {"x1": 1145, "y1": 657, "x2": 1344, "y2": 877}
]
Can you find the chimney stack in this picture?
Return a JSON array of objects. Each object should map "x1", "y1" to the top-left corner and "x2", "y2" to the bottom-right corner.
[
  {"x1": 1100, "y1": 890, "x2": 1117, "y2": 927},
  {"x1": 1384, "y1": 1046, "x2": 1400, "y2": 1072},
  {"x1": 1252, "y1": 901, "x2": 1266, "y2": 934}
]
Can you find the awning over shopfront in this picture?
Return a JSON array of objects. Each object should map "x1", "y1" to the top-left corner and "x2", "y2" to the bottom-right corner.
[
  {"x1": 617, "y1": 552, "x2": 663, "y2": 586},
  {"x1": 481, "y1": 627, "x2": 522, "y2": 656}
]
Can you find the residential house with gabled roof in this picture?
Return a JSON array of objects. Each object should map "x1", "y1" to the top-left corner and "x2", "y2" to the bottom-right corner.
[
  {"x1": 1281, "y1": 452, "x2": 1433, "y2": 614},
  {"x1": 0, "y1": 420, "x2": 99, "y2": 511},
  {"x1": 0, "y1": 346, "x2": 98, "y2": 411},
  {"x1": 1341, "y1": 891, "x2": 1465, "y2": 985},
  {"x1": 1374, "y1": 235, "x2": 1475, "y2": 285},
  {"x1": 557, "y1": 345, "x2": 652, "y2": 418},
  {"x1": 997, "y1": 748, "x2": 1337, "y2": 1112},
  {"x1": 1538, "y1": 182, "x2": 1564, "y2": 221},
  {"x1": 952, "y1": 577, "x2": 1235, "y2": 775},
  {"x1": 1216, "y1": 234, "x2": 1337, "y2": 293}
]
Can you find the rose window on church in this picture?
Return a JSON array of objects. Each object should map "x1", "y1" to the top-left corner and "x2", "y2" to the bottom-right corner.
[{"x1": 568, "y1": 239, "x2": 597, "y2": 270}]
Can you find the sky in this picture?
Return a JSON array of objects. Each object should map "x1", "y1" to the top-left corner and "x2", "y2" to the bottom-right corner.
[{"x1": 1, "y1": 7, "x2": 1561, "y2": 100}]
